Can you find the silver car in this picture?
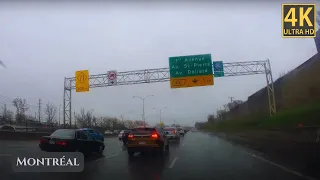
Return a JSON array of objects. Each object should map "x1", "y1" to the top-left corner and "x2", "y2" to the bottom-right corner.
[
  {"x1": 118, "y1": 130, "x2": 125, "y2": 140},
  {"x1": 164, "y1": 127, "x2": 180, "y2": 141}
]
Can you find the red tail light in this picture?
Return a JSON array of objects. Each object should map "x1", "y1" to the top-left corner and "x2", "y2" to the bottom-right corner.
[
  {"x1": 128, "y1": 134, "x2": 134, "y2": 138},
  {"x1": 173, "y1": 130, "x2": 176, "y2": 134},
  {"x1": 151, "y1": 132, "x2": 158, "y2": 139},
  {"x1": 56, "y1": 141, "x2": 67, "y2": 146},
  {"x1": 40, "y1": 138, "x2": 47, "y2": 144}
]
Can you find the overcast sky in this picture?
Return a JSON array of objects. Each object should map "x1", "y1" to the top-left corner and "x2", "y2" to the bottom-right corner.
[{"x1": 0, "y1": 1, "x2": 318, "y2": 126}]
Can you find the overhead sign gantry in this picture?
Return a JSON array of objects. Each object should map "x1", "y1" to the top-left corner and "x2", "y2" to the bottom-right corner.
[{"x1": 64, "y1": 54, "x2": 276, "y2": 127}]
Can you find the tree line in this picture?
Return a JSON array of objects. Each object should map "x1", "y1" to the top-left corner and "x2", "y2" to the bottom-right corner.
[
  {"x1": 0, "y1": 98, "x2": 57, "y2": 126},
  {"x1": 207, "y1": 100, "x2": 243, "y2": 123},
  {"x1": 75, "y1": 107, "x2": 146, "y2": 130},
  {"x1": 0, "y1": 97, "x2": 146, "y2": 131}
]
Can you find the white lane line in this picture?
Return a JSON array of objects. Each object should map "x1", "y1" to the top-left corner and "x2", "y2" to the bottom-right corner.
[
  {"x1": 93, "y1": 153, "x2": 119, "y2": 162},
  {"x1": 168, "y1": 157, "x2": 178, "y2": 169},
  {"x1": 105, "y1": 154, "x2": 119, "y2": 159},
  {"x1": 0, "y1": 154, "x2": 12, "y2": 157},
  {"x1": 248, "y1": 153, "x2": 318, "y2": 180}
]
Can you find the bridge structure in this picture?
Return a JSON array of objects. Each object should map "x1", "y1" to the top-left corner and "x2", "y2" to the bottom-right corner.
[{"x1": 63, "y1": 59, "x2": 276, "y2": 127}]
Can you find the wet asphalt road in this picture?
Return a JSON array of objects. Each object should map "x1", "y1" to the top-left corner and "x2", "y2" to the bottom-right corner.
[{"x1": 0, "y1": 132, "x2": 316, "y2": 180}]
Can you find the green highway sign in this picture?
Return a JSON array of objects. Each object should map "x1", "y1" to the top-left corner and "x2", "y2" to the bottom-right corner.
[
  {"x1": 169, "y1": 54, "x2": 213, "y2": 78},
  {"x1": 213, "y1": 61, "x2": 224, "y2": 77}
]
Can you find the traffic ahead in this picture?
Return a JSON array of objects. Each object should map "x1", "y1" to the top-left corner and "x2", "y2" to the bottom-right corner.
[{"x1": 0, "y1": 128, "x2": 314, "y2": 180}]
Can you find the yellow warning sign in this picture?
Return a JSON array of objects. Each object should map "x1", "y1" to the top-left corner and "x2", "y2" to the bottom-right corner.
[
  {"x1": 75, "y1": 70, "x2": 89, "y2": 92},
  {"x1": 170, "y1": 74, "x2": 214, "y2": 89}
]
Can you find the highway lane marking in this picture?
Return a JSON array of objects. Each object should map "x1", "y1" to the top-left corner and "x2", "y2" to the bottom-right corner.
[
  {"x1": 168, "y1": 157, "x2": 178, "y2": 168},
  {"x1": 248, "y1": 153, "x2": 318, "y2": 180},
  {"x1": 92, "y1": 153, "x2": 119, "y2": 162},
  {"x1": 105, "y1": 153, "x2": 119, "y2": 159}
]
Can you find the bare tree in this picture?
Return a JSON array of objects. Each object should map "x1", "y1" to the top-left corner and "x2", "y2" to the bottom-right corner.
[
  {"x1": 207, "y1": 114, "x2": 215, "y2": 122},
  {"x1": 44, "y1": 102, "x2": 57, "y2": 124},
  {"x1": 92, "y1": 116, "x2": 98, "y2": 127},
  {"x1": 216, "y1": 109, "x2": 227, "y2": 121},
  {"x1": 279, "y1": 71, "x2": 287, "y2": 78},
  {"x1": 227, "y1": 100, "x2": 243, "y2": 110},
  {"x1": 75, "y1": 108, "x2": 94, "y2": 128},
  {"x1": 12, "y1": 98, "x2": 29, "y2": 124},
  {"x1": 124, "y1": 120, "x2": 136, "y2": 128},
  {"x1": 0, "y1": 104, "x2": 14, "y2": 124}
]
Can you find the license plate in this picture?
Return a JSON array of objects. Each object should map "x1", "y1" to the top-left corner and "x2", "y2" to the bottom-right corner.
[
  {"x1": 138, "y1": 141, "x2": 146, "y2": 145},
  {"x1": 49, "y1": 140, "x2": 55, "y2": 144}
]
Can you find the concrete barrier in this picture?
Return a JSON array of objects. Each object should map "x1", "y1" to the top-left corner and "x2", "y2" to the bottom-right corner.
[{"x1": 0, "y1": 130, "x2": 51, "y2": 141}]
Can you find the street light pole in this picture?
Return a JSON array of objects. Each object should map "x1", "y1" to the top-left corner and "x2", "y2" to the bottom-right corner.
[
  {"x1": 133, "y1": 95, "x2": 154, "y2": 127},
  {"x1": 59, "y1": 105, "x2": 61, "y2": 125},
  {"x1": 160, "y1": 107, "x2": 167, "y2": 124}
]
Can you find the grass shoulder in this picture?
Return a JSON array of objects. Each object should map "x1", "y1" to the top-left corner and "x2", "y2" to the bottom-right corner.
[{"x1": 202, "y1": 102, "x2": 320, "y2": 133}]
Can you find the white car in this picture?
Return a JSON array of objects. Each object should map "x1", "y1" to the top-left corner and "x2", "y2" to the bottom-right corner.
[
  {"x1": 177, "y1": 127, "x2": 185, "y2": 136},
  {"x1": 104, "y1": 130, "x2": 113, "y2": 135},
  {"x1": 164, "y1": 127, "x2": 180, "y2": 141},
  {"x1": 118, "y1": 130, "x2": 125, "y2": 140}
]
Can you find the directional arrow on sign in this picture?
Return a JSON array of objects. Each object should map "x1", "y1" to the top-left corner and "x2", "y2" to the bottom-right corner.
[{"x1": 192, "y1": 79, "x2": 198, "y2": 83}]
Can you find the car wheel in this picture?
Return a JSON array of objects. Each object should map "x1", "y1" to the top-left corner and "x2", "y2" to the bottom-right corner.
[
  {"x1": 165, "y1": 144, "x2": 169, "y2": 153},
  {"x1": 157, "y1": 144, "x2": 166, "y2": 156},
  {"x1": 127, "y1": 149, "x2": 134, "y2": 157},
  {"x1": 98, "y1": 145, "x2": 104, "y2": 154}
]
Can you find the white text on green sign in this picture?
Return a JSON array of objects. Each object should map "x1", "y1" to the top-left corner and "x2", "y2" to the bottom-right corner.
[{"x1": 169, "y1": 54, "x2": 213, "y2": 78}]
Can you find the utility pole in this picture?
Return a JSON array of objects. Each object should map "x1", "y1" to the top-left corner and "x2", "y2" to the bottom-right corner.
[
  {"x1": 59, "y1": 105, "x2": 61, "y2": 125},
  {"x1": 74, "y1": 111, "x2": 76, "y2": 128},
  {"x1": 228, "y1": 96, "x2": 234, "y2": 103},
  {"x1": 160, "y1": 107, "x2": 167, "y2": 124},
  {"x1": 22, "y1": 107, "x2": 27, "y2": 131},
  {"x1": 3, "y1": 104, "x2": 7, "y2": 122},
  {"x1": 38, "y1": 98, "x2": 41, "y2": 123}
]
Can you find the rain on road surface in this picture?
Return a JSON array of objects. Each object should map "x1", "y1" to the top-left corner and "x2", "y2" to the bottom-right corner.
[{"x1": 0, "y1": 132, "x2": 313, "y2": 180}]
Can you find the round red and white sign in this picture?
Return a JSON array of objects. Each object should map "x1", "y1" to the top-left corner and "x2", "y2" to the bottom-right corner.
[{"x1": 108, "y1": 71, "x2": 117, "y2": 80}]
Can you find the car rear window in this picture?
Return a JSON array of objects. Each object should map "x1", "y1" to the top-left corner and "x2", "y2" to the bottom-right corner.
[
  {"x1": 133, "y1": 127, "x2": 156, "y2": 132},
  {"x1": 50, "y1": 129, "x2": 75, "y2": 138},
  {"x1": 164, "y1": 128, "x2": 175, "y2": 131}
]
